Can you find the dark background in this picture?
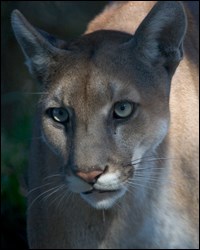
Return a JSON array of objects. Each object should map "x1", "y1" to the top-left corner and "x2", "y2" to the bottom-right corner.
[{"x1": 1, "y1": 1, "x2": 107, "y2": 248}]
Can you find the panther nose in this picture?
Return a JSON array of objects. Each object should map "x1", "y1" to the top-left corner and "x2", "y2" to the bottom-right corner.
[{"x1": 76, "y1": 170, "x2": 103, "y2": 183}]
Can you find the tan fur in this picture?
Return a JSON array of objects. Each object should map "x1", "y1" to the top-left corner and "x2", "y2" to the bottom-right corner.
[
  {"x1": 12, "y1": 1, "x2": 198, "y2": 249},
  {"x1": 86, "y1": 1, "x2": 156, "y2": 34}
]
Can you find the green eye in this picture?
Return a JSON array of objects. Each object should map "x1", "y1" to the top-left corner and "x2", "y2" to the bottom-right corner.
[
  {"x1": 51, "y1": 108, "x2": 69, "y2": 123},
  {"x1": 113, "y1": 101, "x2": 134, "y2": 119}
]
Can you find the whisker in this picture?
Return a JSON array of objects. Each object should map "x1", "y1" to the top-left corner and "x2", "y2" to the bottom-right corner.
[
  {"x1": 65, "y1": 191, "x2": 73, "y2": 203},
  {"x1": 134, "y1": 171, "x2": 165, "y2": 176},
  {"x1": 135, "y1": 167, "x2": 165, "y2": 172},
  {"x1": 134, "y1": 177, "x2": 165, "y2": 184},
  {"x1": 48, "y1": 185, "x2": 66, "y2": 208},
  {"x1": 131, "y1": 157, "x2": 177, "y2": 166},
  {"x1": 60, "y1": 191, "x2": 74, "y2": 213},
  {"x1": 28, "y1": 185, "x2": 62, "y2": 211},
  {"x1": 56, "y1": 189, "x2": 71, "y2": 210},
  {"x1": 43, "y1": 184, "x2": 65, "y2": 202},
  {"x1": 131, "y1": 154, "x2": 157, "y2": 164},
  {"x1": 125, "y1": 186, "x2": 135, "y2": 195},
  {"x1": 114, "y1": 200, "x2": 123, "y2": 210},
  {"x1": 123, "y1": 156, "x2": 177, "y2": 169},
  {"x1": 127, "y1": 180, "x2": 156, "y2": 191},
  {"x1": 27, "y1": 182, "x2": 54, "y2": 196},
  {"x1": 132, "y1": 174, "x2": 181, "y2": 187}
]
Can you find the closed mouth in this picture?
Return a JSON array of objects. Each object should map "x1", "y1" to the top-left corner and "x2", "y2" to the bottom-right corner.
[
  {"x1": 80, "y1": 187, "x2": 126, "y2": 209},
  {"x1": 82, "y1": 188, "x2": 120, "y2": 195}
]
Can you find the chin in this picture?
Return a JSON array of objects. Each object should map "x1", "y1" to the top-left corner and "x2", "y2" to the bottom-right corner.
[{"x1": 80, "y1": 188, "x2": 126, "y2": 209}]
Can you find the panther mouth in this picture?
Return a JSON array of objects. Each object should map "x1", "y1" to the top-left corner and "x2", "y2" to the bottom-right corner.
[
  {"x1": 82, "y1": 188, "x2": 120, "y2": 195},
  {"x1": 80, "y1": 187, "x2": 126, "y2": 209}
]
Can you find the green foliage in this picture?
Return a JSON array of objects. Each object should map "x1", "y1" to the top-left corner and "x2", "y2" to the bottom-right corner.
[
  {"x1": 1, "y1": 93, "x2": 37, "y2": 215},
  {"x1": 1, "y1": 113, "x2": 32, "y2": 215}
]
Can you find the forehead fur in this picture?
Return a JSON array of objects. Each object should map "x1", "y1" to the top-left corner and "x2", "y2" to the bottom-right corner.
[
  {"x1": 45, "y1": 29, "x2": 170, "y2": 115},
  {"x1": 66, "y1": 30, "x2": 132, "y2": 57}
]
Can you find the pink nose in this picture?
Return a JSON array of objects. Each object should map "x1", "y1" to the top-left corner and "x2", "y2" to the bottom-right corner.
[{"x1": 76, "y1": 170, "x2": 103, "y2": 183}]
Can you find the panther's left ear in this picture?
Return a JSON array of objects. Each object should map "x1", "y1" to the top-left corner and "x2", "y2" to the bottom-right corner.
[
  {"x1": 11, "y1": 9, "x2": 68, "y2": 83},
  {"x1": 132, "y1": 1, "x2": 187, "y2": 76}
]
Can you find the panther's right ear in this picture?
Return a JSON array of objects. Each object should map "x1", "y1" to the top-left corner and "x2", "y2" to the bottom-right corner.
[
  {"x1": 11, "y1": 10, "x2": 67, "y2": 83},
  {"x1": 130, "y1": 1, "x2": 187, "y2": 77}
]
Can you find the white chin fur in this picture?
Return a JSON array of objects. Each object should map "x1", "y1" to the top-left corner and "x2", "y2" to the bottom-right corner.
[{"x1": 80, "y1": 188, "x2": 126, "y2": 209}]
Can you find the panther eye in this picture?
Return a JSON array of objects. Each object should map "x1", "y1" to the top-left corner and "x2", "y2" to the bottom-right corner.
[
  {"x1": 51, "y1": 108, "x2": 69, "y2": 123},
  {"x1": 113, "y1": 101, "x2": 134, "y2": 119}
]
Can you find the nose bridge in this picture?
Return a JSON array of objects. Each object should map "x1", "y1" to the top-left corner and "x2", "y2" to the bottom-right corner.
[{"x1": 74, "y1": 122, "x2": 106, "y2": 170}]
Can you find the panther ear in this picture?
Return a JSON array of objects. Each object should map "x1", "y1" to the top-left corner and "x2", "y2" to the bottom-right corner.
[
  {"x1": 132, "y1": 1, "x2": 187, "y2": 76},
  {"x1": 11, "y1": 10, "x2": 67, "y2": 83}
]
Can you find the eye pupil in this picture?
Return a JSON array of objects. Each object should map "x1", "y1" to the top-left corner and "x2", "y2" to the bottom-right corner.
[{"x1": 120, "y1": 105, "x2": 126, "y2": 111}]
